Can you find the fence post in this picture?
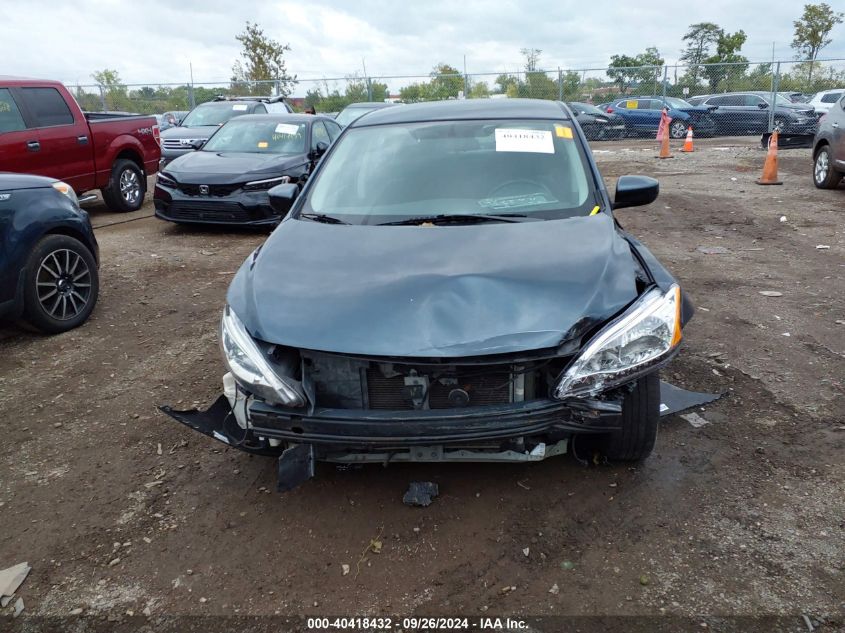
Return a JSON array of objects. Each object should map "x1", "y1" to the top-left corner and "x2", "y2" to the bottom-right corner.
[
  {"x1": 768, "y1": 61, "x2": 780, "y2": 133},
  {"x1": 558, "y1": 68, "x2": 563, "y2": 101},
  {"x1": 662, "y1": 65, "x2": 668, "y2": 99},
  {"x1": 366, "y1": 77, "x2": 373, "y2": 101},
  {"x1": 97, "y1": 85, "x2": 107, "y2": 112}
]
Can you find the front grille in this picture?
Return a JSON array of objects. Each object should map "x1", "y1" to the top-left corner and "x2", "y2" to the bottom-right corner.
[
  {"x1": 177, "y1": 183, "x2": 242, "y2": 197},
  {"x1": 167, "y1": 201, "x2": 251, "y2": 222},
  {"x1": 366, "y1": 368, "x2": 512, "y2": 410},
  {"x1": 162, "y1": 139, "x2": 187, "y2": 150}
]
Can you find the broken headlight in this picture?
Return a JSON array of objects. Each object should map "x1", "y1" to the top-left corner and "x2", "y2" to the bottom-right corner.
[
  {"x1": 220, "y1": 305, "x2": 305, "y2": 407},
  {"x1": 554, "y1": 285, "x2": 682, "y2": 399}
]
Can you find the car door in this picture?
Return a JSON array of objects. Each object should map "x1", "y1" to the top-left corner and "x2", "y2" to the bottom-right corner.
[
  {"x1": 0, "y1": 88, "x2": 37, "y2": 177},
  {"x1": 614, "y1": 99, "x2": 645, "y2": 132},
  {"x1": 742, "y1": 95, "x2": 771, "y2": 133},
  {"x1": 639, "y1": 99, "x2": 664, "y2": 132},
  {"x1": 831, "y1": 94, "x2": 845, "y2": 169},
  {"x1": 703, "y1": 95, "x2": 731, "y2": 133},
  {"x1": 12, "y1": 86, "x2": 94, "y2": 192}
]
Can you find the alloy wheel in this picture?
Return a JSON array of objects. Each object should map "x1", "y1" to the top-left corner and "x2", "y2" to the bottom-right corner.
[
  {"x1": 36, "y1": 249, "x2": 92, "y2": 320},
  {"x1": 815, "y1": 150, "x2": 829, "y2": 184},
  {"x1": 120, "y1": 169, "x2": 141, "y2": 205}
]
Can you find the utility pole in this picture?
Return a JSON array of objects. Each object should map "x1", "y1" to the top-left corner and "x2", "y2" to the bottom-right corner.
[
  {"x1": 463, "y1": 54, "x2": 468, "y2": 99},
  {"x1": 189, "y1": 62, "x2": 195, "y2": 109},
  {"x1": 362, "y1": 58, "x2": 373, "y2": 101}
]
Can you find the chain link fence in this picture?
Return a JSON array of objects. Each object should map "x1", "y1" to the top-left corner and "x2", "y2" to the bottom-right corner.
[{"x1": 72, "y1": 59, "x2": 844, "y2": 138}]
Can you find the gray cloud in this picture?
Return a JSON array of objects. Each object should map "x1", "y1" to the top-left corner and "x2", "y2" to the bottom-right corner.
[{"x1": 2, "y1": 0, "x2": 843, "y2": 92}]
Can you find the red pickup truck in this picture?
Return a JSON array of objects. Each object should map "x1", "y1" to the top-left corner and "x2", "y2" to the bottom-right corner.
[{"x1": 0, "y1": 77, "x2": 161, "y2": 212}]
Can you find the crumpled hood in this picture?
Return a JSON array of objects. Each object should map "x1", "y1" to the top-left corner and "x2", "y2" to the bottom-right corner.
[
  {"x1": 227, "y1": 214, "x2": 639, "y2": 357},
  {"x1": 165, "y1": 152, "x2": 306, "y2": 184}
]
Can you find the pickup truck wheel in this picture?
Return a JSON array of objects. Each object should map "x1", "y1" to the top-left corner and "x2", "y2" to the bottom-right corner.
[
  {"x1": 602, "y1": 373, "x2": 660, "y2": 461},
  {"x1": 813, "y1": 145, "x2": 842, "y2": 189},
  {"x1": 102, "y1": 159, "x2": 145, "y2": 212},
  {"x1": 22, "y1": 235, "x2": 99, "y2": 334}
]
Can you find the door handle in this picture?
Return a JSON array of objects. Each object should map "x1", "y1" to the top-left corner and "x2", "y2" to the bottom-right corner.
[
  {"x1": 77, "y1": 135, "x2": 89, "y2": 145},
  {"x1": 833, "y1": 122, "x2": 840, "y2": 128},
  {"x1": 26, "y1": 140, "x2": 40, "y2": 152}
]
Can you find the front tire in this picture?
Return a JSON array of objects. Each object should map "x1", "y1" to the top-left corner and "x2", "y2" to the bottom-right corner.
[
  {"x1": 669, "y1": 120, "x2": 688, "y2": 139},
  {"x1": 22, "y1": 235, "x2": 99, "y2": 334},
  {"x1": 813, "y1": 145, "x2": 841, "y2": 189},
  {"x1": 603, "y1": 373, "x2": 660, "y2": 461},
  {"x1": 101, "y1": 159, "x2": 145, "y2": 212}
]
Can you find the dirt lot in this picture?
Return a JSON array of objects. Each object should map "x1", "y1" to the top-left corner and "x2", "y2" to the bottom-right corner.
[{"x1": 1, "y1": 137, "x2": 843, "y2": 631}]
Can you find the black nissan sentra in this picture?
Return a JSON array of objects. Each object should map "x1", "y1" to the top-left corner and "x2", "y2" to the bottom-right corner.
[
  {"x1": 164, "y1": 99, "x2": 694, "y2": 489},
  {"x1": 154, "y1": 114, "x2": 341, "y2": 226}
]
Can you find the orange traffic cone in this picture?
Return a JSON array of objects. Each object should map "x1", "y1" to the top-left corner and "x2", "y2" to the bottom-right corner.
[
  {"x1": 657, "y1": 131, "x2": 673, "y2": 159},
  {"x1": 680, "y1": 126, "x2": 694, "y2": 152},
  {"x1": 757, "y1": 130, "x2": 783, "y2": 185}
]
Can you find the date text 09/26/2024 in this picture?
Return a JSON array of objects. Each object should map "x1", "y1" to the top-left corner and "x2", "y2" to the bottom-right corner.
[{"x1": 307, "y1": 616, "x2": 529, "y2": 630}]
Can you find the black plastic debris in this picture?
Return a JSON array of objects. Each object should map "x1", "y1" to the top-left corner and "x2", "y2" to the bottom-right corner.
[
  {"x1": 403, "y1": 481, "x2": 439, "y2": 507},
  {"x1": 659, "y1": 381, "x2": 724, "y2": 417}
]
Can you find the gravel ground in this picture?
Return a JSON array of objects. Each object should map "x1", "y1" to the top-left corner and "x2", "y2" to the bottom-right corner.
[{"x1": 0, "y1": 136, "x2": 843, "y2": 632}]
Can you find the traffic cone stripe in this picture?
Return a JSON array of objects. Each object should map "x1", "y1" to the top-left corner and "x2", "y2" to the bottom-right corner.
[{"x1": 681, "y1": 127, "x2": 694, "y2": 152}]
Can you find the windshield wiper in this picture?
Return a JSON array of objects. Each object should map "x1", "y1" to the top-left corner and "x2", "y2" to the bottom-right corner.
[
  {"x1": 377, "y1": 213, "x2": 539, "y2": 226},
  {"x1": 299, "y1": 212, "x2": 351, "y2": 225}
]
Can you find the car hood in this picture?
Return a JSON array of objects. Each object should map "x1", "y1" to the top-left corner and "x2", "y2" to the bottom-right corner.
[
  {"x1": 0, "y1": 172, "x2": 57, "y2": 190},
  {"x1": 165, "y1": 151, "x2": 306, "y2": 184},
  {"x1": 780, "y1": 103, "x2": 815, "y2": 115},
  {"x1": 161, "y1": 125, "x2": 221, "y2": 140},
  {"x1": 227, "y1": 213, "x2": 640, "y2": 357}
]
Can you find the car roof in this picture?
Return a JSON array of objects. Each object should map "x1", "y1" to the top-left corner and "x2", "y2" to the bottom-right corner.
[
  {"x1": 343, "y1": 102, "x2": 395, "y2": 108},
  {"x1": 0, "y1": 76, "x2": 64, "y2": 86},
  {"x1": 226, "y1": 113, "x2": 330, "y2": 123},
  {"x1": 350, "y1": 98, "x2": 570, "y2": 127}
]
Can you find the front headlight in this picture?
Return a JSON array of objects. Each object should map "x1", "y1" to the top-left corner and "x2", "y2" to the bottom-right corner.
[
  {"x1": 220, "y1": 305, "x2": 305, "y2": 407},
  {"x1": 52, "y1": 181, "x2": 79, "y2": 208},
  {"x1": 156, "y1": 173, "x2": 177, "y2": 188},
  {"x1": 555, "y1": 285, "x2": 682, "y2": 399},
  {"x1": 243, "y1": 175, "x2": 291, "y2": 191}
]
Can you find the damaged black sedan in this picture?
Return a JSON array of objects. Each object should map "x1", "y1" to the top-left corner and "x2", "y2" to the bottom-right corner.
[{"x1": 164, "y1": 99, "x2": 693, "y2": 490}]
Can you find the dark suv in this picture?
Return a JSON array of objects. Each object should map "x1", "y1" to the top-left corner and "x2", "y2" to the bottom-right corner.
[
  {"x1": 812, "y1": 92, "x2": 845, "y2": 188},
  {"x1": 688, "y1": 92, "x2": 817, "y2": 136},
  {"x1": 159, "y1": 96, "x2": 292, "y2": 167}
]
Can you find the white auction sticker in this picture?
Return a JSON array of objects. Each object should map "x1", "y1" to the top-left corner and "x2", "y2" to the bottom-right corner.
[
  {"x1": 232, "y1": 104, "x2": 248, "y2": 111},
  {"x1": 495, "y1": 128, "x2": 554, "y2": 154},
  {"x1": 274, "y1": 123, "x2": 300, "y2": 135}
]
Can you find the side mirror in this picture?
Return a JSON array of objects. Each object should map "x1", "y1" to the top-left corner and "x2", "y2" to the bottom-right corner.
[
  {"x1": 190, "y1": 139, "x2": 205, "y2": 150},
  {"x1": 267, "y1": 183, "x2": 299, "y2": 215},
  {"x1": 613, "y1": 175, "x2": 659, "y2": 210},
  {"x1": 757, "y1": 102, "x2": 768, "y2": 109},
  {"x1": 309, "y1": 141, "x2": 329, "y2": 160}
]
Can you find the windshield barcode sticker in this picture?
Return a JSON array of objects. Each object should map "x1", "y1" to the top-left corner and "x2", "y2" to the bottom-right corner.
[
  {"x1": 274, "y1": 123, "x2": 299, "y2": 135},
  {"x1": 232, "y1": 104, "x2": 248, "y2": 111},
  {"x1": 495, "y1": 128, "x2": 554, "y2": 154}
]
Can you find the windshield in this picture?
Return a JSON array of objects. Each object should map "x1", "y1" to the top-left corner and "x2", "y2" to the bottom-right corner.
[
  {"x1": 203, "y1": 119, "x2": 307, "y2": 153},
  {"x1": 570, "y1": 102, "x2": 605, "y2": 115},
  {"x1": 304, "y1": 119, "x2": 595, "y2": 224},
  {"x1": 336, "y1": 106, "x2": 378, "y2": 127},
  {"x1": 662, "y1": 97, "x2": 694, "y2": 109},
  {"x1": 180, "y1": 103, "x2": 251, "y2": 127}
]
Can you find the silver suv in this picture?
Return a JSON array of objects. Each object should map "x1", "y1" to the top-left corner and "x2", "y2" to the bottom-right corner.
[{"x1": 813, "y1": 93, "x2": 845, "y2": 189}]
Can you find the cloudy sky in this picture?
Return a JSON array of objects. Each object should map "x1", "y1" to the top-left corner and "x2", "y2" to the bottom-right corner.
[{"x1": 3, "y1": 0, "x2": 844, "y2": 92}]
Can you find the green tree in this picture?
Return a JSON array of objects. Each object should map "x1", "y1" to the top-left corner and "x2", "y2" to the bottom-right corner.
[
  {"x1": 701, "y1": 30, "x2": 748, "y2": 91},
  {"x1": 791, "y1": 3, "x2": 844, "y2": 84},
  {"x1": 607, "y1": 48, "x2": 664, "y2": 95},
  {"x1": 91, "y1": 69, "x2": 129, "y2": 111},
  {"x1": 679, "y1": 23, "x2": 723, "y2": 85},
  {"x1": 231, "y1": 21, "x2": 297, "y2": 96}
]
